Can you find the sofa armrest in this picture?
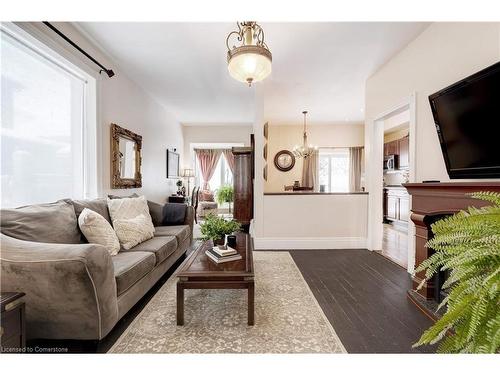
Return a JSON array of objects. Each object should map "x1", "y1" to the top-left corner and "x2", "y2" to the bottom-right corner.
[{"x1": 0, "y1": 234, "x2": 118, "y2": 340}]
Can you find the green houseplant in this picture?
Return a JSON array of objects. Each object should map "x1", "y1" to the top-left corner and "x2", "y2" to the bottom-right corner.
[
  {"x1": 413, "y1": 191, "x2": 500, "y2": 353},
  {"x1": 199, "y1": 214, "x2": 241, "y2": 245},
  {"x1": 216, "y1": 185, "x2": 234, "y2": 213}
]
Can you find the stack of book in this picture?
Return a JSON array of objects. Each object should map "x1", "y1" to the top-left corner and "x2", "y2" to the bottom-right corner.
[{"x1": 205, "y1": 245, "x2": 242, "y2": 264}]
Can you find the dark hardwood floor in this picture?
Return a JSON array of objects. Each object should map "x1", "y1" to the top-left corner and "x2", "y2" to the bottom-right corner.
[
  {"x1": 290, "y1": 249, "x2": 435, "y2": 353},
  {"x1": 27, "y1": 245, "x2": 435, "y2": 353}
]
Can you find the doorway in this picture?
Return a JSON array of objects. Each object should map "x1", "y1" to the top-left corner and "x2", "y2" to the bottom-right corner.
[{"x1": 367, "y1": 94, "x2": 416, "y2": 273}]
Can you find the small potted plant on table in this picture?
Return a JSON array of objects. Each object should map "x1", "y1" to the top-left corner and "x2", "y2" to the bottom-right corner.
[{"x1": 199, "y1": 214, "x2": 241, "y2": 246}]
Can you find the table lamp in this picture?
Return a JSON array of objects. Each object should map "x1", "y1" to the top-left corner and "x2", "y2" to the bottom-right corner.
[{"x1": 181, "y1": 168, "x2": 195, "y2": 196}]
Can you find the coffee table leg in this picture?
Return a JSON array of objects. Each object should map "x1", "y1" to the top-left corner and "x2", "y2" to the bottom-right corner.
[
  {"x1": 177, "y1": 282, "x2": 184, "y2": 325},
  {"x1": 248, "y1": 281, "x2": 255, "y2": 326}
]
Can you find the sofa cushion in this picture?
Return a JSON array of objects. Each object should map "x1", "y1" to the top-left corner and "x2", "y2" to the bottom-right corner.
[
  {"x1": 162, "y1": 203, "x2": 187, "y2": 225},
  {"x1": 107, "y1": 196, "x2": 155, "y2": 249},
  {"x1": 113, "y1": 214, "x2": 155, "y2": 250},
  {"x1": 72, "y1": 198, "x2": 111, "y2": 224},
  {"x1": 154, "y1": 225, "x2": 190, "y2": 243},
  {"x1": 112, "y1": 251, "x2": 155, "y2": 295},
  {"x1": 0, "y1": 200, "x2": 81, "y2": 244},
  {"x1": 123, "y1": 236, "x2": 177, "y2": 265},
  {"x1": 78, "y1": 208, "x2": 120, "y2": 256}
]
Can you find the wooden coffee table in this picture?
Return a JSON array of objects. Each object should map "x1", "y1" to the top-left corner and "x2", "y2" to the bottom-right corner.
[{"x1": 176, "y1": 232, "x2": 254, "y2": 325}]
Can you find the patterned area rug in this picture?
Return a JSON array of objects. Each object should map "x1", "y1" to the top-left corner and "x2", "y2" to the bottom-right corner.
[{"x1": 109, "y1": 251, "x2": 346, "y2": 353}]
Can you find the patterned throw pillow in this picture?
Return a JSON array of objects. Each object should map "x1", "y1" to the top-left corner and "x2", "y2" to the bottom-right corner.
[
  {"x1": 78, "y1": 208, "x2": 120, "y2": 256},
  {"x1": 107, "y1": 195, "x2": 155, "y2": 249},
  {"x1": 112, "y1": 214, "x2": 154, "y2": 250}
]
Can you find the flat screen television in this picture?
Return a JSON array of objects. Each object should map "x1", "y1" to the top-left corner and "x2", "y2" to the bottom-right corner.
[{"x1": 429, "y1": 61, "x2": 500, "y2": 179}]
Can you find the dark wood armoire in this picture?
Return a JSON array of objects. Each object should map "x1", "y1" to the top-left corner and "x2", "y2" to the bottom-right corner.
[{"x1": 232, "y1": 146, "x2": 253, "y2": 232}]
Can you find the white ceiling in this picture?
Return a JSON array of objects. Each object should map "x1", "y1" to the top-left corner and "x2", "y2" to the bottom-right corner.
[{"x1": 76, "y1": 22, "x2": 429, "y2": 125}]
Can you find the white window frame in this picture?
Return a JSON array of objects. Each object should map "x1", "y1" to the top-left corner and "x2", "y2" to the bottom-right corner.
[{"x1": 1, "y1": 22, "x2": 98, "y2": 202}]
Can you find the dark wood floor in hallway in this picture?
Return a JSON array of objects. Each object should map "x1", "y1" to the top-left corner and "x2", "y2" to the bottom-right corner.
[{"x1": 290, "y1": 249, "x2": 435, "y2": 353}]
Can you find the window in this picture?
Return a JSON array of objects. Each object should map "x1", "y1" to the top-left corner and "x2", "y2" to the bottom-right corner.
[
  {"x1": 318, "y1": 148, "x2": 350, "y2": 192},
  {"x1": 195, "y1": 153, "x2": 233, "y2": 192},
  {"x1": 1, "y1": 25, "x2": 96, "y2": 208}
]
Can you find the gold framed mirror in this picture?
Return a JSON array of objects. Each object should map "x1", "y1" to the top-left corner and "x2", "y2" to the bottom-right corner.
[{"x1": 110, "y1": 123, "x2": 142, "y2": 188}]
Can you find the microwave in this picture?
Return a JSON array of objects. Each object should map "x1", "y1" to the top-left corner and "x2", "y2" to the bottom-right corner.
[{"x1": 384, "y1": 155, "x2": 398, "y2": 171}]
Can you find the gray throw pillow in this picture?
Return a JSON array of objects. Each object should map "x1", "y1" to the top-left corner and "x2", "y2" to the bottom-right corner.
[{"x1": 0, "y1": 200, "x2": 81, "y2": 244}]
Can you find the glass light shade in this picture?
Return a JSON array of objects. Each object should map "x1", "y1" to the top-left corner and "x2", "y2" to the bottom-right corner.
[{"x1": 228, "y1": 50, "x2": 272, "y2": 85}]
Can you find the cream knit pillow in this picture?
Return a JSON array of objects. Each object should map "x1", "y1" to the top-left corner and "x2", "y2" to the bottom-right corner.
[
  {"x1": 107, "y1": 195, "x2": 155, "y2": 249},
  {"x1": 78, "y1": 208, "x2": 120, "y2": 256},
  {"x1": 112, "y1": 214, "x2": 154, "y2": 250}
]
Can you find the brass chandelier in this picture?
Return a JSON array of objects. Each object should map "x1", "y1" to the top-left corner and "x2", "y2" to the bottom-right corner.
[
  {"x1": 226, "y1": 22, "x2": 272, "y2": 86},
  {"x1": 293, "y1": 111, "x2": 317, "y2": 159}
]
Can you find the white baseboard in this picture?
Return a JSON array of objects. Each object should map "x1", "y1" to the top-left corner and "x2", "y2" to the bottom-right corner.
[{"x1": 253, "y1": 236, "x2": 367, "y2": 250}]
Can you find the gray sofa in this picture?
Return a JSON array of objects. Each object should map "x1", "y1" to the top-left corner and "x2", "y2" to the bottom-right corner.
[{"x1": 0, "y1": 198, "x2": 194, "y2": 341}]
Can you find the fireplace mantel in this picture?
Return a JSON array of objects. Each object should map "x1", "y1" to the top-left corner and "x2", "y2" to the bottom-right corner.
[{"x1": 404, "y1": 182, "x2": 500, "y2": 303}]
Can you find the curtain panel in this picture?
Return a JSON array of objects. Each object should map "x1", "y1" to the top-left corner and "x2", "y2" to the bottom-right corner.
[
  {"x1": 223, "y1": 149, "x2": 236, "y2": 174},
  {"x1": 349, "y1": 147, "x2": 363, "y2": 192},
  {"x1": 301, "y1": 150, "x2": 319, "y2": 189},
  {"x1": 195, "y1": 149, "x2": 222, "y2": 190}
]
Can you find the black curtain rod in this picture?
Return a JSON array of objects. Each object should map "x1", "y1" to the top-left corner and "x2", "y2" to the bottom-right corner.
[{"x1": 43, "y1": 22, "x2": 115, "y2": 78}]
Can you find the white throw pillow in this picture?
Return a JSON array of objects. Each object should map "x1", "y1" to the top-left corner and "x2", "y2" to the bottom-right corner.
[
  {"x1": 112, "y1": 214, "x2": 154, "y2": 250},
  {"x1": 107, "y1": 196, "x2": 155, "y2": 249},
  {"x1": 78, "y1": 208, "x2": 120, "y2": 256}
]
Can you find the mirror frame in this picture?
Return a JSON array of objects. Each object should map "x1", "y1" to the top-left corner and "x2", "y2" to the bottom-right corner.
[{"x1": 110, "y1": 123, "x2": 142, "y2": 189}]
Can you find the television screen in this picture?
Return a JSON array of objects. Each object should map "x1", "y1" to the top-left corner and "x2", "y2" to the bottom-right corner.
[{"x1": 429, "y1": 62, "x2": 500, "y2": 178}]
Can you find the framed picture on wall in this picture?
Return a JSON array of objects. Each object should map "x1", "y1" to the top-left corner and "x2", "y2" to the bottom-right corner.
[{"x1": 166, "y1": 149, "x2": 180, "y2": 178}]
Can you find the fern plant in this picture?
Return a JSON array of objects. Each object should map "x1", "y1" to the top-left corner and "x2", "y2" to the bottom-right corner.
[{"x1": 413, "y1": 191, "x2": 500, "y2": 353}]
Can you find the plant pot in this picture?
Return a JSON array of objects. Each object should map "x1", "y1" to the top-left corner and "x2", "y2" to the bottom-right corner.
[{"x1": 213, "y1": 237, "x2": 225, "y2": 246}]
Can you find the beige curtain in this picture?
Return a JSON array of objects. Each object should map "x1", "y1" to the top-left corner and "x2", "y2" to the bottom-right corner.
[
  {"x1": 301, "y1": 150, "x2": 319, "y2": 189},
  {"x1": 222, "y1": 149, "x2": 235, "y2": 174},
  {"x1": 349, "y1": 147, "x2": 363, "y2": 192},
  {"x1": 195, "y1": 149, "x2": 222, "y2": 190}
]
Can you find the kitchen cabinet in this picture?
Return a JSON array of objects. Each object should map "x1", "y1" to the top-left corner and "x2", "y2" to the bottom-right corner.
[
  {"x1": 398, "y1": 135, "x2": 409, "y2": 169},
  {"x1": 383, "y1": 187, "x2": 410, "y2": 225},
  {"x1": 387, "y1": 195, "x2": 398, "y2": 220},
  {"x1": 384, "y1": 140, "x2": 399, "y2": 156}
]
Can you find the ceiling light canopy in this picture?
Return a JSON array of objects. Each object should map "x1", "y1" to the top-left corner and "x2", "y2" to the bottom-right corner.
[{"x1": 226, "y1": 22, "x2": 272, "y2": 87}]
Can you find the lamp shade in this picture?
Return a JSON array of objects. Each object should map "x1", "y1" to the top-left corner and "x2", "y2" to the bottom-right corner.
[
  {"x1": 228, "y1": 47, "x2": 272, "y2": 86},
  {"x1": 181, "y1": 168, "x2": 195, "y2": 177},
  {"x1": 226, "y1": 22, "x2": 272, "y2": 86}
]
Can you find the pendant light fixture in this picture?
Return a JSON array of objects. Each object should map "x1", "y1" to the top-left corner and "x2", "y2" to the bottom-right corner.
[
  {"x1": 293, "y1": 111, "x2": 317, "y2": 159},
  {"x1": 226, "y1": 22, "x2": 272, "y2": 86}
]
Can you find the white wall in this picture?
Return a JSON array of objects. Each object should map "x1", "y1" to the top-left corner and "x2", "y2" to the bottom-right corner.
[
  {"x1": 255, "y1": 194, "x2": 368, "y2": 249},
  {"x1": 19, "y1": 22, "x2": 184, "y2": 203},
  {"x1": 181, "y1": 124, "x2": 252, "y2": 169},
  {"x1": 366, "y1": 22, "x2": 500, "y2": 183},
  {"x1": 265, "y1": 123, "x2": 364, "y2": 192}
]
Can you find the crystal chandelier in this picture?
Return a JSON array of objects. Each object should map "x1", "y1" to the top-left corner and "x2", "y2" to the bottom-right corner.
[
  {"x1": 293, "y1": 111, "x2": 317, "y2": 159},
  {"x1": 226, "y1": 22, "x2": 272, "y2": 86}
]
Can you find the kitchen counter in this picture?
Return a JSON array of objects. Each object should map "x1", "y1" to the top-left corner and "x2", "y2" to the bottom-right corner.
[{"x1": 264, "y1": 191, "x2": 368, "y2": 195}]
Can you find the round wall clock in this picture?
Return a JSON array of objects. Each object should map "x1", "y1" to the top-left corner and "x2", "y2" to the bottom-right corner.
[{"x1": 274, "y1": 150, "x2": 295, "y2": 172}]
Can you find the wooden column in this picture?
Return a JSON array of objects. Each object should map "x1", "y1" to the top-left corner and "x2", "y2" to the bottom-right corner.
[
  {"x1": 232, "y1": 147, "x2": 254, "y2": 232},
  {"x1": 404, "y1": 182, "x2": 500, "y2": 300}
]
